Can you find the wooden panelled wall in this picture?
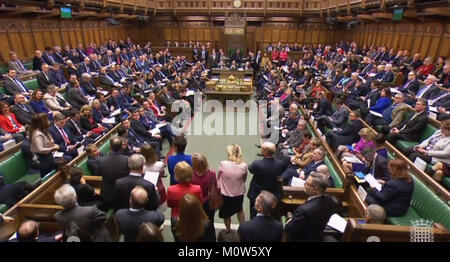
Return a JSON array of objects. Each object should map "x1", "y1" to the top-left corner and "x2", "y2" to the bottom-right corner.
[
  {"x1": 351, "y1": 22, "x2": 449, "y2": 59},
  {"x1": 129, "y1": 21, "x2": 350, "y2": 52},
  {"x1": 0, "y1": 19, "x2": 127, "y2": 62}
]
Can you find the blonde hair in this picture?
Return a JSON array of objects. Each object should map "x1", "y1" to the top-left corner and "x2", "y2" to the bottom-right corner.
[
  {"x1": 192, "y1": 153, "x2": 209, "y2": 175},
  {"x1": 358, "y1": 128, "x2": 376, "y2": 141},
  {"x1": 226, "y1": 144, "x2": 244, "y2": 164},
  {"x1": 80, "y1": 105, "x2": 92, "y2": 116},
  {"x1": 174, "y1": 161, "x2": 193, "y2": 183}
]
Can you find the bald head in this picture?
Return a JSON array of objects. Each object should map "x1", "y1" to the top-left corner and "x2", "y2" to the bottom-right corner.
[
  {"x1": 316, "y1": 165, "x2": 330, "y2": 178},
  {"x1": 18, "y1": 220, "x2": 39, "y2": 242},
  {"x1": 130, "y1": 186, "x2": 148, "y2": 209},
  {"x1": 261, "y1": 142, "x2": 276, "y2": 157}
]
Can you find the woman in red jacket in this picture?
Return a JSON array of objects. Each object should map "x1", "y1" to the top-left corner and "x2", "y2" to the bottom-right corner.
[
  {"x1": 279, "y1": 48, "x2": 288, "y2": 65},
  {"x1": 167, "y1": 161, "x2": 203, "y2": 236},
  {"x1": 271, "y1": 49, "x2": 280, "y2": 64},
  {"x1": 0, "y1": 101, "x2": 25, "y2": 134}
]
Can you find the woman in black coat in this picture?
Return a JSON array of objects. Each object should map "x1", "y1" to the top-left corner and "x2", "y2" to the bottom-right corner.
[{"x1": 366, "y1": 159, "x2": 414, "y2": 217}]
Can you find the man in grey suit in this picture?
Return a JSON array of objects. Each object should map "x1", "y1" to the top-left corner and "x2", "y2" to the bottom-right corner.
[
  {"x1": 98, "y1": 137, "x2": 130, "y2": 209},
  {"x1": 8, "y1": 52, "x2": 32, "y2": 75},
  {"x1": 3, "y1": 69, "x2": 31, "y2": 97},
  {"x1": 54, "y1": 184, "x2": 108, "y2": 240},
  {"x1": 275, "y1": 120, "x2": 307, "y2": 158},
  {"x1": 36, "y1": 64, "x2": 54, "y2": 91},
  {"x1": 316, "y1": 98, "x2": 349, "y2": 132},
  {"x1": 11, "y1": 93, "x2": 35, "y2": 125}
]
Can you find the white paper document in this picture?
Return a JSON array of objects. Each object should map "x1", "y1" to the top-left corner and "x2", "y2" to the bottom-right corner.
[
  {"x1": 365, "y1": 174, "x2": 382, "y2": 191},
  {"x1": 150, "y1": 128, "x2": 160, "y2": 136},
  {"x1": 369, "y1": 110, "x2": 383, "y2": 118},
  {"x1": 357, "y1": 185, "x2": 368, "y2": 201},
  {"x1": 390, "y1": 88, "x2": 401, "y2": 94},
  {"x1": 144, "y1": 171, "x2": 159, "y2": 186},
  {"x1": 342, "y1": 155, "x2": 363, "y2": 164},
  {"x1": 2, "y1": 140, "x2": 16, "y2": 151},
  {"x1": 111, "y1": 109, "x2": 121, "y2": 117},
  {"x1": 101, "y1": 91, "x2": 109, "y2": 96},
  {"x1": 156, "y1": 123, "x2": 167, "y2": 129},
  {"x1": 414, "y1": 156, "x2": 427, "y2": 172},
  {"x1": 53, "y1": 151, "x2": 64, "y2": 158},
  {"x1": 77, "y1": 145, "x2": 85, "y2": 156},
  {"x1": 290, "y1": 177, "x2": 305, "y2": 187},
  {"x1": 185, "y1": 90, "x2": 195, "y2": 96},
  {"x1": 428, "y1": 106, "x2": 438, "y2": 113},
  {"x1": 102, "y1": 117, "x2": 116, "y2": 124},
  {"x1": 327, "y1": 213, "x2": 348, "y2": 233}
]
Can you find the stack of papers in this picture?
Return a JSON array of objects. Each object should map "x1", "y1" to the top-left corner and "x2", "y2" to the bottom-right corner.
[
  {"x1": 342, "y1": 155, "x2": 363, "y2": 164},
  {"x1": 150, "y1": 128, "x2": 160, "y2": 136},
  {"x1": 2, "y1": 140, "x2": 16, "y2": 151},
  {"x1": 111, "y1": 109, "x2": 121, "y2": 117},
  {"x1": 185, "y1": 90, "x2": 195, "y2": 96},
  {"x1": 369, "y1": 110, "x2": 383, "y2": 118},
  {"x1": 102, "y1": 117, "x2": 116, "y2": 124}
]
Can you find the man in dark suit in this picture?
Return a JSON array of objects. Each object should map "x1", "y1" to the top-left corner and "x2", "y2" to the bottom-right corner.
[
  {"x1": 387, "y1": 98, "x2": 429, "y2": 144},
  {"x1": 49, "y1": 63, "x2": 68, "y2": 88},
  {"x1": 326, "y1": 111, "x2": 363, "y2": 151},
  {"x1": 398, "y1": 71, "x2": 420, "y2": 96},
  {"x1": 99, "y1": 67, "x2": 119, "y2": 88},
  {"x1": 42, "y1": 47, "x2": 56, "y2": 66},
  {"x1": 54, "y1": 184, "x2": 108, "y2": 240},
  {"x1": 0, "y1": 174, "x2": 29, "y2": 208},
  {"x1": 80, "y1": 73, "x2": 98, "y2": 96},
  {"x1": 284, "y1": 172, "x2": 339, "y2": 242},
  {"x1": 280, "y1": 148, "x2": 326, "y2": 185},
  {"x1": 67, "y1": 81, "x2": 89, "y2": 110},
  {"x1": 114, "y1": 154, "x2": 159, "y2": 211},
  {"x1": 11, "y1": 93, "x2": 35, "y2": 125},
  {"x1": 316, "y1": 98, "x2": 349, "y2": 131},
  {"x1": 238, "y1": 191, "x2": 282, "y2": 242},
  {"x1": 66, "y1": 109, "x2": 97, "y2": 142},
  {"x1": 312, "y1": 92, "x2": 333, "y2": 117},
  {"x1": 32, "y1": 50, "x2": 45, "y2": 71},
  {"x1": 115, "y1": 186, "x2": 164, "y2": 242},
  {"x1": 98, "y1": 137, "x2": 130, "y2": 209},
  {"x1": 49, "y1": 113, "x2": 79, "y2": 162},
  {"x1": 86, "y1": 144, "x2": 102, "y2": 176},
  {"x1": 3, "y1": 69, "x2": 31, "y2": 97},
  {"x1": 36, "y1": 64, "x2": 54, "y2": 91},
  {"x1": 78, "y1": 57, "x2": 92, "y2": 76},
  {"x1": 414, "y1": 75, "x2": 442, "y2": 102},
  {"x1": 248, "y1": 142, "x2": 287, "y2": 219},
  {"x1": 130, "y1": 111, "x2": 162, "y2": 157}
]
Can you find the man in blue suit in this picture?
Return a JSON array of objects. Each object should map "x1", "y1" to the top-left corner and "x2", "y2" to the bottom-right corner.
[
  {"x1": 49, "y1": 63, "x2": 68, "y2": 88},
  {"x1": 238, "y1": 191, "x2": 283, "y2": 242},
  {"x1": 49, "y1": 113, "x2": 79, "y2": 162},
  {"x1": 248, "y1": 142, "x2": 287, "y2": 219},
  {"x1": 280, "y1": 148, "x2": 326, "y2": 185}
]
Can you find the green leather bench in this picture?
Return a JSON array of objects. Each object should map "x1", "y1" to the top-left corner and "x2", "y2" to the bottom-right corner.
[
  {"x1": 387, "y1": 175, "x2": 450, "y2": 229},
  {"x1": 24, "y1": 61, "x2": 33, "y2": 70},
  {"x1": 0, "y1": 204, "x2": 7, "y2": 214},
  {"x1": 395, "y1": 124, "x2": 437, "y2": 153},
  {"x1": 0, "y1": 65, "x2": 8, "y2": 76},
  {"x1": 23, "y1": 79, "x2": 39, "y2": 91},
  {"x1": 0, "y1": 151, "x2": 41, "y2": 186}
]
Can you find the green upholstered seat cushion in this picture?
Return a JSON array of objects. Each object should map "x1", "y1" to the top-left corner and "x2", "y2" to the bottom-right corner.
[
  {"x1": 77, "y1": 158, "x2": 92, "y2": 176},
  {"x1": 0, "y1": 151, "x2": 30, "y2": 184},
  {"x1": 442, "y1": 177, "x2": 450, "y2": 189},
  {"x1": 420, "y1": 125, "x2": 437, "y2": 141},
  {"x1": 14, "y1": 173, "x2": 41, "y2": 187},
  {"x1": 99, "y1": 140, "x2": 111, "y2": 155},
  {"x1": 23, "y1": 79, "x2": 39, "y2": 90},
  {"x1": 24, "y1": 61, "x2": 33, "y2": 70},
  {"x1": 0, "y1": 204, "x2": 7, "y2": 214},
  {"x1": 387, "y1": 208, "x2": 421, "y2": 226},
  {"x1": 324, "y1": 156, "x2": 343, "y2": 188},
  {"x1": 395, "y1": 140, "x2": 418, "y2": 153},
  {"x1": 0, "y1": 65, "x2": 8, "y2": 75}
]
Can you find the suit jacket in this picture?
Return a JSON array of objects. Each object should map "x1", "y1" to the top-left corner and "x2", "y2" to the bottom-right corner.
[
  {"x1": 8, "y1": 60, "x2": 28, "y2": 74},
  {"x1": 284, "y1": 194, "x2": 339, "y2": 242},
  {"x1": 49, "y1": 124, "x2": 77, "y2": 152},
  {"x1": 87, "y1": 155, "x2": 101, "y2": 176},
  {"x1": 49, "y1": 69, "x2": 67, "y2": 87},
  {"x1": 115, "y1": 208, "x2": 165, "y2": 242},
  {"x1": 366, "y1": 179, "x2": 414, "y2": 217},
  {"x1": 4, "y1": 77, "x2": 29, "y2": 96},
  {"x1": 114, "y1": 175, "x2": 160, "y2": 211},
  {"x1": 130, "y1": 119, "x2": 153, "y2": 140},
  {"x1": 238, "y1": 215, "x2": 283, "y2": 242},
  {"x1": 32, "y1": 56, "x2": 45, "y2": 71},
  {"x1": 302, "y1": 160, "x2": 325, "y2": 178},
  {"x1": 372, "y1": 151, "x2": 391, "y2": 182},
  {"x1": 36, "y1": 72, "x2": 53, "y2": 90},
  {"x1": 67, "y1": 87, "x2": 88, "y2": 110},
  {"x1": 389, "y1": 103, "x2": 409, "y2": 128},
  {"x1": 420, "y1": 84, "x2": 442, "y2": 100},
  {"x1": 397, "y1": 110, "x2": 428, "y2": 141},
  {"x1": 313, "y1": 98, "x2": 333, "y2": 117},
  {"x1": 77, "y1": 62, "x2": 91, "y2": 76},
  {"x1": 334, "y1": 119, "x2": 364, "y2": 142},
  {"x1": 248, "y1": 157, "x2": 287, "y2": 201},
  {"x1": 11, "y1": 103, "x2": 35, "y2": 125},
  {"x1": 398, "y1": 79, "x2": 420, "y2": 95},
  {"x1": 285, "y1": 128, "x2": 304, "y2": 148},
  {"x1": 0, "y1": 183, "x2": 26, "y2": 207},
  {"x1": 98, "y1": 152, "x2": 130, "y2": 202},
  {"x1": 54, "y1": 205, "x2": 107, "y2": 237},
  {"x1": 330, "y1": 106, "x2": 349, "y2": 127},
  {"x1": 99, "y1": 73, "x2": 116, "y2": 87},
  {"x1": 80, "y1": 81, "x2": 97, "y2": 96}
]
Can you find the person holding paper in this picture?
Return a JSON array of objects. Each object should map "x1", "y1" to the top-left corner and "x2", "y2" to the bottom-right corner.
[
  {"x1": 280, "y1": 148, "x2": 326, "y2": 185},
  {"x1": 325, "y1": 111, "x2": 363, "y2": 151},
  {"x1": 141, "y1": 144, "x2": 167, "y2": 212},
  {"x1": 339, "y1": 128, "x2": 376, "y2": 174},
  {"x1": 365, "y1": 159, "x2": 414, "y2": 217},
  {"x1": 284, "y1": 172, "x2": 340, "y2": 242},
  {"x1": 49, "y1": 113, "x2": 79, "y2": 162},
  {"x1": 114, "y1": 154, "x2": 159, "y2": 211},
  {"x1": 403, "y1": 119, "x2": 450, "y2": 174},
  {"x1": 29, "y1": 113, "x2": 60, "y2": 177},
  {"x1": 364, "y1": 87, "x2": 392, "y2": 123}
]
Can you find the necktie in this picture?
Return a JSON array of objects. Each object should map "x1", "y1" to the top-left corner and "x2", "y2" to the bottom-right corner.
[
  {"x1": 72, "y1": 120, "x2": 81, "y2": 134},
  {"x1": 417, "y1": 85, "x2": 431, "y2": 98},
  {"x1": 59, "y1": 127, "x2": 70, "y2": 145},
  {"x1": 17, "y1": 61, "x2": 25, "y2": 71},
  {"x1": 43, "y1": 72, "x2": 49, "y2": 81},
  {"x1": 78, "y1": 87, "x2": 86, "y2": 96},
  {"x1": 8, "y1": 115, "x2": 18, "y2": 129},
  {"x1": 49, "y1": 55, "x2": 55, "y2": 64},
  {"x1": 108, "y1": 56, "x2": 112, "y2": 65},
  {"x1": 106, "y1": 74, "x2": 114, "y2": 84},
  {"x1": 14, "y1": 78, "x2": 27, "y2": 93},
  {"x1": 85, "y1": 64, "x2": 90, "y2": 73},
  {"x1": 21, "y1": 104, "x2": 29, "y2": 113}
]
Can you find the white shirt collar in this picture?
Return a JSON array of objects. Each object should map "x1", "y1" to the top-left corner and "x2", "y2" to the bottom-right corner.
[
  {"x1": 129, "y1": 172, "x2": 142, "y2": 177},
  {"x1": 307, "y1": 194, "x2": 323, "y2": 202}
]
